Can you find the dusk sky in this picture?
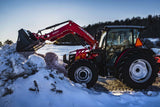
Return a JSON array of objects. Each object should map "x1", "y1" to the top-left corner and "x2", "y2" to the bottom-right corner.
[{"x1": 0, "y1": 0, "x2": 160, "y2": 43}]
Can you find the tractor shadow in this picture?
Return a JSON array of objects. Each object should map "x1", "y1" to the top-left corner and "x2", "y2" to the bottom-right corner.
[{"x1": 93, "y1": 76, "x2": 160, "y2": 95}]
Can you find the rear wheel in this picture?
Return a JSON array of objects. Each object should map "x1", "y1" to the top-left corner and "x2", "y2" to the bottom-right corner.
[
  {"x1": 116, "y1": 50, "x2": 158, "y2": 89},
  {"x1": 68, "y1": 60, "x2": 98, "y2": 88}
]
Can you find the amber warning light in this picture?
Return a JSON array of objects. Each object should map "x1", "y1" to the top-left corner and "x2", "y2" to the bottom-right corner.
[{"x1": 135, "y1": 38, "x2": 143, "y2": 47}]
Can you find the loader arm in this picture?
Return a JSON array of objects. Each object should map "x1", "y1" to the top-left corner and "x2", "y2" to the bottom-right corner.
[
  {"x1": 36, "y1": 20, "x2": 97, "y2": 48},
  {"x1": 16, "y1": 20, "x2": 98, "y2": 52}
]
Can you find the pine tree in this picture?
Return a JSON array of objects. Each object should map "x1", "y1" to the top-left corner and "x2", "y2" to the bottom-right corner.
[
  {"x1": 4, "y1": 39, "x2": 13, "y2": 45},
  {"x1": 0, "y1": 41, "x2": 2, "y2": 47}
]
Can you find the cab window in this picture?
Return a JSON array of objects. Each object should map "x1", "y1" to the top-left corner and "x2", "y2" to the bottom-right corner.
[{"x1": 107, "y1": 29, "x2": 133, "y2": 46}]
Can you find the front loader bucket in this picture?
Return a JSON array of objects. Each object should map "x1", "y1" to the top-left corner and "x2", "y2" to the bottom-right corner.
[{"x1": 16, "y1": 29, "x2": 45, "y2": 52}]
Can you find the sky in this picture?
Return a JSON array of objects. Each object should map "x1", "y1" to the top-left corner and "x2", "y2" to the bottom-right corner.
[{"x1": 0, "y1": 0, "x2": 160, "y2": 43}]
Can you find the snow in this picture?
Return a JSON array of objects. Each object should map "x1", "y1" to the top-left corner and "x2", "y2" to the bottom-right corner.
[
  {"x1": 0, "y1": 44, "x2": 160, "y2": 107},
  {"x1": 36, "y1": 44, "x2": 83, "y2": 59},
  {"x1": 27, "y1": 54, "x2": 46, "y2": 68},
  {"x1": 152, "y1": 48, "x2": 160, "y2": 56},
  {"x1": 147, "y1": 38, "x2": 159, "y2": 43}
]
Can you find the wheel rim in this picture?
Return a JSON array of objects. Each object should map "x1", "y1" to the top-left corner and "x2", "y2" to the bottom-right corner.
[
  {"x1": 74, "y1": 66, "x2": 92, "y2": 83},
  {"x1": 129, "y1": 59, "x2": 152, "y2": 83}
]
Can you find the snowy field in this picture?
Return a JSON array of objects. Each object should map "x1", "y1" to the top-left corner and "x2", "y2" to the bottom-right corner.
[{"x1": 0, "y1": 44, "x2": 160, "y2": 107}]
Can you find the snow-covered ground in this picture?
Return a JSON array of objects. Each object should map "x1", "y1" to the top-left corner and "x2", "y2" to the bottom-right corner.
[
  {"x1": 147, "y1": 38, "x2": 160, "y2": 43},
  {"x1": 0, "y1": 44, "x2": 160, "y2": 107},
  {"x1": 152, "y1": 48, "x2": 160, "y2": 56}
]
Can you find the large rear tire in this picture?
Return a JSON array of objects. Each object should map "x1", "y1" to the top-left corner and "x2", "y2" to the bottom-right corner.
[
  {"x1": 116, "y1": 50, "x2": 158, "y2": 89},
  {"x1": 68, "y1": 59, "x2": 98, "y2": 88}
]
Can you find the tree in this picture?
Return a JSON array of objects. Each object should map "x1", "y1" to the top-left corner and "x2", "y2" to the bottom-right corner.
[
  {"x1": 4, "y1": 39, "x2": 13, "y2": 45},
  {"x1": 0, "y1": 41, "x2": 2, "y2": 47}
]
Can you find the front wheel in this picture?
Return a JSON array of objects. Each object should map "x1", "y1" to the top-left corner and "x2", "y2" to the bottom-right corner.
[{"x1": 68, "y1": 60, "x2": 98, "y2": 88}]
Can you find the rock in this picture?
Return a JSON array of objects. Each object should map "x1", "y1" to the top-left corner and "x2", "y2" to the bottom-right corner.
[
  {"x1": 2, "y1": 88, "x2": 13, "y2": 97},
  {"x1": 49, "y1": 73, "x2": 55, "y2": 79},
  {"x1": 23, "y1": 74, "x2": 28, "y2": 79},
  {"x1": 44, "y1": 76, "x2": 49, "y2": 80},
  {"x1": 51, "y1": 83, "x2": 56, "y2": 89},
  {"x1": 56, "y1": 90, "x2": 63, "y2": 94}
]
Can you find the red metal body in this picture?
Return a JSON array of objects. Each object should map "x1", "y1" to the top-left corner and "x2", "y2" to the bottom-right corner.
[
  {"x1": 155, "y1": 56, "x2": 160, "y2": 63},
  {"x1": 155, "y1": 56, "x2": 160, "y2": 73},
  {"x1": 69, "y1": 48, "x2": 99, "y2": 61}
]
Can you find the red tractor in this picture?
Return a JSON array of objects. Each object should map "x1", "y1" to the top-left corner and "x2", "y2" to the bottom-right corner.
[{"x1": 16, "y1": 20, "x2": 159, "y2": 89}]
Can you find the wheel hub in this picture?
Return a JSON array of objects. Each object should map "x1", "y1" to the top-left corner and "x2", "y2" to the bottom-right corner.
[
  {"x1": 129, "y1": 59, "x2": 152, "y2": 83},
  {"x1": 74, "y1": 66, "x2": 92, "y2": 83},
  {"x1": 79, "y1": 71, "x2": 87, "y2": 78}
]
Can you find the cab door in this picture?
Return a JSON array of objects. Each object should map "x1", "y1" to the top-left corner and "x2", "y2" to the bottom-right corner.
[{"x1": 105, "y1": 29, "x2": 133, "y2": 66}]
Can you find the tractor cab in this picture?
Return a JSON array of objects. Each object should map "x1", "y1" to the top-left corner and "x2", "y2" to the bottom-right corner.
[
  {"x1": 99, "y1": 25, "x2": 145, "y2": 49},
  {"x1": 98, "y1": 25, "x2": 145, "y2": 74}
]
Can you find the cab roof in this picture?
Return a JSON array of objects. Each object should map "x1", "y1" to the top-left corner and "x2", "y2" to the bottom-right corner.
[{"x1": 104, "y1": 25, "x2": 145, "y2": 29}]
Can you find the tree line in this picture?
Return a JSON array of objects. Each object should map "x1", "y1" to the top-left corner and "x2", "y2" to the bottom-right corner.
[
  {"x1": 56, "y1": 15, "x2": 160, "y2": 44},
  {"x1": 0, "y1": 40, "x2": 13, "y2": 47}
]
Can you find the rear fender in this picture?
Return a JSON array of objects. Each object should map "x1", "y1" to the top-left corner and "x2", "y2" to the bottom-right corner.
[{"x1": 115, "y1": 48, "x2": 155, "y2": 66}]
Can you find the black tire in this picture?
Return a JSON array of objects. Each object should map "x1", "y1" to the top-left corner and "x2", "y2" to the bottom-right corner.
[
  {"x1": 68, "y1": 59, "x2": 98, "y2": 88},
  {"x1": 116, "y1": 49, "x2": 158, "y2": 89}
]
